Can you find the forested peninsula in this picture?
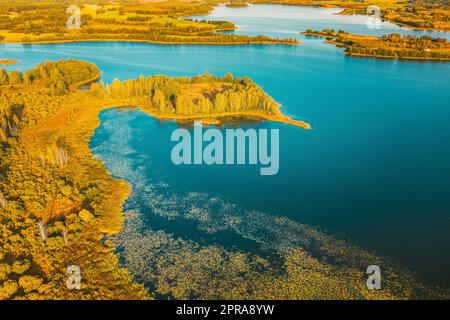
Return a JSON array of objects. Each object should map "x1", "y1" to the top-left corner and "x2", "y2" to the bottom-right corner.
[
  {"x1": 89, "y1": 72, "x2": 310, "y2": 128},
  {"x1": 0, "y1": 59, "x2": 307, "y2": 299},
  {"x1": 302, "y1": 29, "x2": 450, "y2": 61}
]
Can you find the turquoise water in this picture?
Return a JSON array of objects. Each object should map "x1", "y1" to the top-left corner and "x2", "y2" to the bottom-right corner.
[{"x1": 2, "y1": 5, "x2": 450, "y2": 287}]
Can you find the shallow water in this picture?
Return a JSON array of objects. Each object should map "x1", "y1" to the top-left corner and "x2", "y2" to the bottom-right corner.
[{"x1": 2, "y1": 5, "x2": 450, "y2": 287}]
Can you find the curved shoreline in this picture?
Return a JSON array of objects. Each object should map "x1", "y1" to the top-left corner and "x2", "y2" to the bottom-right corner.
[
  {"x1": 70, "y1": 71, "x2": 102, "y2": 89},
  {"x1": 141, "y1": 108, "x2": 311, "y2": 129},
  {"x1": 144, "y1": 109, "x2": 311, "y2": 129},
  {"x1": 99, "y1": 100, "x2": 311, "y2": 130}
]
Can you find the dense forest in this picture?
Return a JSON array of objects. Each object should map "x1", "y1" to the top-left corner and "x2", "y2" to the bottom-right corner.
[
  {"x1": 0, "y1": 59, "x2": 99, "y2": 94},
  {"x1": 303, "y1": 29, "x2": 450, "y2": 60},
  {"x1": 0, "y1": 59, "x2": 99, "y2": 146},
  {"x1": 0, "y1": 60, "x2": 148, "y2": 299},
  {"x1": 89, "y1": 72, "x2": 278, "y2": 116}
]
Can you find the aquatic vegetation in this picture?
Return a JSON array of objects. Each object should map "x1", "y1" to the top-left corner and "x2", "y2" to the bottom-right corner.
[
  {"x1": 93, "y1": 115, "x2": 448, "y2": 299},
  {"x1": 114, "y1": 172, "x2": 448, "y2": 299}
]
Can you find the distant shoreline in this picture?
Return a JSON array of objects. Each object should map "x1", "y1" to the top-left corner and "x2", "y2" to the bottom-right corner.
[
  {"x1": 1, "y1": 37, "x2": 299, "y2": 46},
  {"x1": 302, "y1": 31, "x2": 450, "y2": 61},
  {"x1": 257, "y1": 3, "x2": 450, "y2": 32},
  {"x1": 342, "y1": 51, "x2": 450, "y2": 61}
]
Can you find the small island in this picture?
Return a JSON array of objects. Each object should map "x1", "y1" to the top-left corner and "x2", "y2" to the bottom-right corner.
[
  {"x1": 0, "y1": 59, "x2": 17, "y2": 65},
  {"x1": 302, "y1": 29, "x2": 450, "y2": 61},
  {"x1": 226, "y1": 2, "x2": 250, "y2": 8}
]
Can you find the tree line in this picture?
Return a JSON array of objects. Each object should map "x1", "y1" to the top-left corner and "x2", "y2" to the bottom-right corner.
[
  {"x1": 1, "y1": 59, "x2": 99, "y2": 147},
  {"x1": 303, "y1": 29, "x2": 450, "y2": 60},
  {"x1": 0, "y1": 59, "x2": 99, "y2": 94},
  {"x1": 89, "y1": 72, "x2": 278, "y2": 115}
]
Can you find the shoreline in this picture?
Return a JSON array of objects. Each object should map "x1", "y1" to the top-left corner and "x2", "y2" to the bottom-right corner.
[
  {"x1": 302, "y1": 31, "x2": 450, "y2": 62},
  {"x1": 259, "y1": 3, "x2": 450, "y2": 32},
  {"x1": 70, "y1": 71, "x2": 102, "y2": 89},
  {"x1": 99, "y1": 100, "x2": 311, "y2": 130},
  {"x1": 1, "y1": 37, "x2": 299, "y2": 46},
  {"x1": 140, "y1": 108, "x2": 311, "y2": 129},
  {"x1": 342, "y1": 51, "x2": 450, "y2": 61}
]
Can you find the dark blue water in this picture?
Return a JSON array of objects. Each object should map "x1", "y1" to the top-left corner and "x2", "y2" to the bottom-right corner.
[{"x1": 3, "y1": 5, "x2": 449, "y2": 287}]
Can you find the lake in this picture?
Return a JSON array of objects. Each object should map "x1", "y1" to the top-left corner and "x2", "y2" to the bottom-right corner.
[{"x1": 2, "y1": 4, "x2": 449, "y2": 288}]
